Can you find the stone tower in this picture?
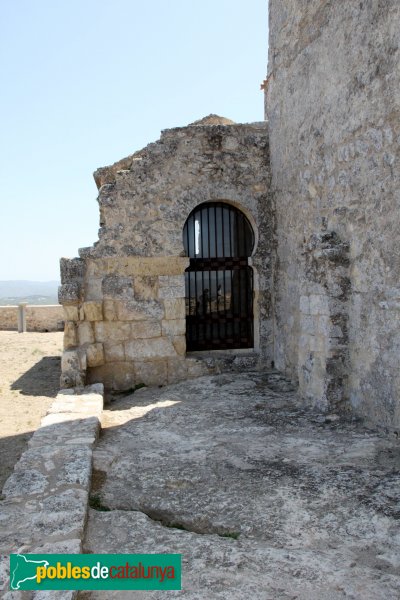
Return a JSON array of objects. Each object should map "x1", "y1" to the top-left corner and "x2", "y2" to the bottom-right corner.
[{"x1": 266, "y1": 0, "x2": 400, "y2": 430}]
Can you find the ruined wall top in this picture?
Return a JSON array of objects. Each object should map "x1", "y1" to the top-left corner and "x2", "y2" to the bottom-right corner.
[{"x1": 86, "y1": 117, "x2": 269, "y2": 260}]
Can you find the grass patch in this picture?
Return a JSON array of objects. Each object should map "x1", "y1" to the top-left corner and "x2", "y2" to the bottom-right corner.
[
  {"x1": 165, "y1": 522, "x2": 189, "y2": 531},
  {"x1": 219, "y1": 531, "x2": 240, "y2": 540},
  {"x1": 89, "y1": 494, "x2": 111, "y2": 512}
]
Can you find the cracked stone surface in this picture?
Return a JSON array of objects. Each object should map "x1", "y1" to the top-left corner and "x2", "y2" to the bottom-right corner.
[
  {"x1": 83, "y1": 373, "x2": 400, "y2": 599},
  {"x1": 0, "y1": 385, "x2": 103, "y2": 599}
]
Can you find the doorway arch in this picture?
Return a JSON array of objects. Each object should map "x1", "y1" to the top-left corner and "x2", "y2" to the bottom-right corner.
[{"x1": 183, "y1": 202, "x2": 255, "y2": 351}]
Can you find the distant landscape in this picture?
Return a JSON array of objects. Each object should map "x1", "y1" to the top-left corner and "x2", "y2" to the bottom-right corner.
[{"x1": 0, "y1": 281, "x2": 60, "y2": 306}]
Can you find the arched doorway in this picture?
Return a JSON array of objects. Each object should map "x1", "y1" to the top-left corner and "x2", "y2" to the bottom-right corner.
[{"x1": 183, "y1": 202, "x2": 255, "y2": 351}]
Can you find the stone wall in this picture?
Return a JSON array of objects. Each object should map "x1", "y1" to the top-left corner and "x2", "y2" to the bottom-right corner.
[
  {"x1": 0, "y1": 305, "x2": 64, "y2": 332},
  {"x1": 267, "y1": 1, "x2": 400, "y2": 428},
  {"x1": 60, "y1": 118, "x2": 271, "y2": 390}
]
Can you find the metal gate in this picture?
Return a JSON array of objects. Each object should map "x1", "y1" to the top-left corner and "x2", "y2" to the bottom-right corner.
[{"x1": 183, "y1": 202, "x2": 254, "y2": 351}]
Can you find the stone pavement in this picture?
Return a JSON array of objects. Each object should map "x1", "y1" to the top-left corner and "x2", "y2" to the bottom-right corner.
[
  {"x1": 0, "y1": 385, "x2": 103, "y2": 600},
  {"x1": 82, "y1": 372, "x2": 400, "y2": 599}
]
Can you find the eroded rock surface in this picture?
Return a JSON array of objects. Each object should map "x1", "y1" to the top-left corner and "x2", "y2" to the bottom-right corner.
[{"x1": 83, "y1": 373, "x2": 400, "y2": 599}]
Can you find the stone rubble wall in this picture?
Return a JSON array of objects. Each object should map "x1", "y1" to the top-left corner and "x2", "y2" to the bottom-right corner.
[
  {"x1": 0, "y1": 305, "x2": 64, "y2": 332},
  {"x1": 59, "y1": 121, "x2": 272, "y2": 391},
  {"x1": 299, "y1": 232, "x2": 350, "y2": 411},
  {"x1": 0, "y1": 384, "x2": 103, "y2": 599},
  {"x1": 266, "y1": 1, "x2": 400, "y2": 428}
]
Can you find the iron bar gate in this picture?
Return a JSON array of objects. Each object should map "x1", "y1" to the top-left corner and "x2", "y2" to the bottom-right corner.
[{"x1": 183, "y1": 202, "x2": 254, "y2": 351}]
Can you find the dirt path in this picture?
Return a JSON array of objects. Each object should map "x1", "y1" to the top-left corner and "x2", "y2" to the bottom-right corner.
[{"x1": 0, "y1": 331, "x2": 63, "y2": 492}]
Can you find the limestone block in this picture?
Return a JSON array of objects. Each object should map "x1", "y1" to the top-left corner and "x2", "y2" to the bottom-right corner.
[
  {"x1": 309, "y1": 295, "x2": 329, "y2": 316},
  {"x1": 115, "y1": 301, "x2": 139, "y2": 321},
  {"x1": 60, "y1": 256, "x2": 84, "y2": 284},
  {"x1": 61, "y1": 348, "x2": 86, "y2": 376},
  {"x1": 134, "y1": 276, "x2": 159, "y2": 301},
  {"x1": 308, "y1": 336, "x2": 326, "y2": 353},
  {"x1": 78, "y1": 246, "x2": 93, "y2": 259},
  {"x1": 58, "y1": 282, "x2": 81, "y2": 305},
  {"x1": 61, "y1": 349, "x2": 81, "y2": 374},
  {"x1": 134, "y1": 360, "x2": 168, "y2": 386},
  {"x1": 60, "y1": 370, "x2": 85, "y2": 389},
  {"x1": 159, "y1": 275, "x2": 185, "y2": 288},
  {"x1": 78, "y1": 322, "x2": 95, "y2": 345},
  {"x1": 167, "y1": 358, "x2": 188, "y2": 384},
  {"x1": 330, "y1": 324, "x2": 344, "y2": 339},
  {"x1": 300, "y1": 315, "x2": 316, "y2": 336},
  {"x1": 115, "y1": 299, "x2": 164, "y2": 321},
  {"x1": 85, "y1": 259, "x2": 105, "y2": 279},
  {"x1": 131, "y1": 320, "x2": 161, "y2": 339},
  {"x1": 300, "y1": 334, "x2": 312, "y2": 350},
  {"x1": 162, "y1": 319, "x2": 186, "y2": 336},
  {"x1": 83, "y1": 301, "x2": 103, "y2": 321},
  {"x1": 104, "y1": 343, "x2": 125, "y2": 362},
  {"x1": 172, "y1": 335, "x2": 186, "y2": 356},
  {"x1": 95, "y1": 321, "x2": 131, "y2": 343},
  {"x1": 300, "y1": 296, "x2": 310, "y2": 314},
  {"x1": 163, "y1": 298, "x2": 186, "y2": 320},
  {"x1": 102, "y1": 274, "x2": 134, "y2": 300},
  {"x1": 84, "y1": 278, "x2": 103, "y2": 301},
  {"x1": 87, "y1": 362, "x2": 136, "y2": 391},
  {"x1": 103, "y1": 299, "x2": 117, "y2": 321},
  {"x1": 64, "y1": 321, "x2": 77, "y2": 349},
  {"x1": 86, "y1": 343, "x2": 105, "y2": 367},
  {"x1": 79, "y1": 349, "x2": 87, "y2": 371},
  {"x1": 87, "y1": 257, "x2": 189, "y2": 279},
  {"x1": 158, "y1": 285, "x2": 185, "y2": 299},
  {"x1": 63, "y1": 305, "x2": 79, "y2": 321},
  {"x1": 125, "y1": 337, "x2": 176, "y2": 360},
  {"x1": 317, "y1": 315, "x2": 331, "y2": 337}
]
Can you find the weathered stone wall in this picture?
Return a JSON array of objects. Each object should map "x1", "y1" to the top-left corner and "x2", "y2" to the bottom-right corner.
[
  {"x1": 60, "y1": 119, "x2": 271, "y2": 390},
  {"x1": 267, "y1": 1, "x2": 400, "y2": 428},
  {"x1": 0, "y1": 305, "x2": 64, "y2": 332}
]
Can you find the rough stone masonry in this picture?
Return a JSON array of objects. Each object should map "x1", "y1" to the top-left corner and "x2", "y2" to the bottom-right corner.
[
  {"x1": 60, "y1": 1, "x2": 400, "y2": 432},
  {"x1": 59, "y1": 117, "x2": 272, "y2": 391},
  {"x1": 266, "y1": 0, "x2": 400, "y2": 430}
]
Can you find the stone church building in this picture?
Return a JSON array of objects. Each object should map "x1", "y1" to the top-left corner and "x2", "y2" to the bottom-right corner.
[{"x1": 59, "y1": 1, "x2": 400, "y2": 432}]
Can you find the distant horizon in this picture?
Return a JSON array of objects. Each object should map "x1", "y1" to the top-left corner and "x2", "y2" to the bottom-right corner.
[
  {"x1": 0, "y1": 279, "x2": 60, "y2": 283},
  {"x1": 0, "y1": 281, "x2": 60, "y2": 304}
]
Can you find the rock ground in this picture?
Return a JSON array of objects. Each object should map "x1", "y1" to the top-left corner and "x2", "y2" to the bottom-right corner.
[{"x1": 82, "y1": 373, "x2": 400, "y2": 599}]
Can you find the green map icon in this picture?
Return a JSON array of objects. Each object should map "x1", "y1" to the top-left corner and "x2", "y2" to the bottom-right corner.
[{"x1": 10, "y1": 554, "x2": 49, "y2": 590}]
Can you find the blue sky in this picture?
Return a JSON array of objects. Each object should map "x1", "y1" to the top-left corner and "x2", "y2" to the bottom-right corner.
[{"x1": 0, "y1": 0, "x2": 268, "y2": 280}]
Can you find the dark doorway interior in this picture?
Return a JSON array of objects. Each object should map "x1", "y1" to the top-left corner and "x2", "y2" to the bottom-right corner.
[{"x1": 183, "y1": 202, "x2": 254, "y2": 351}]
